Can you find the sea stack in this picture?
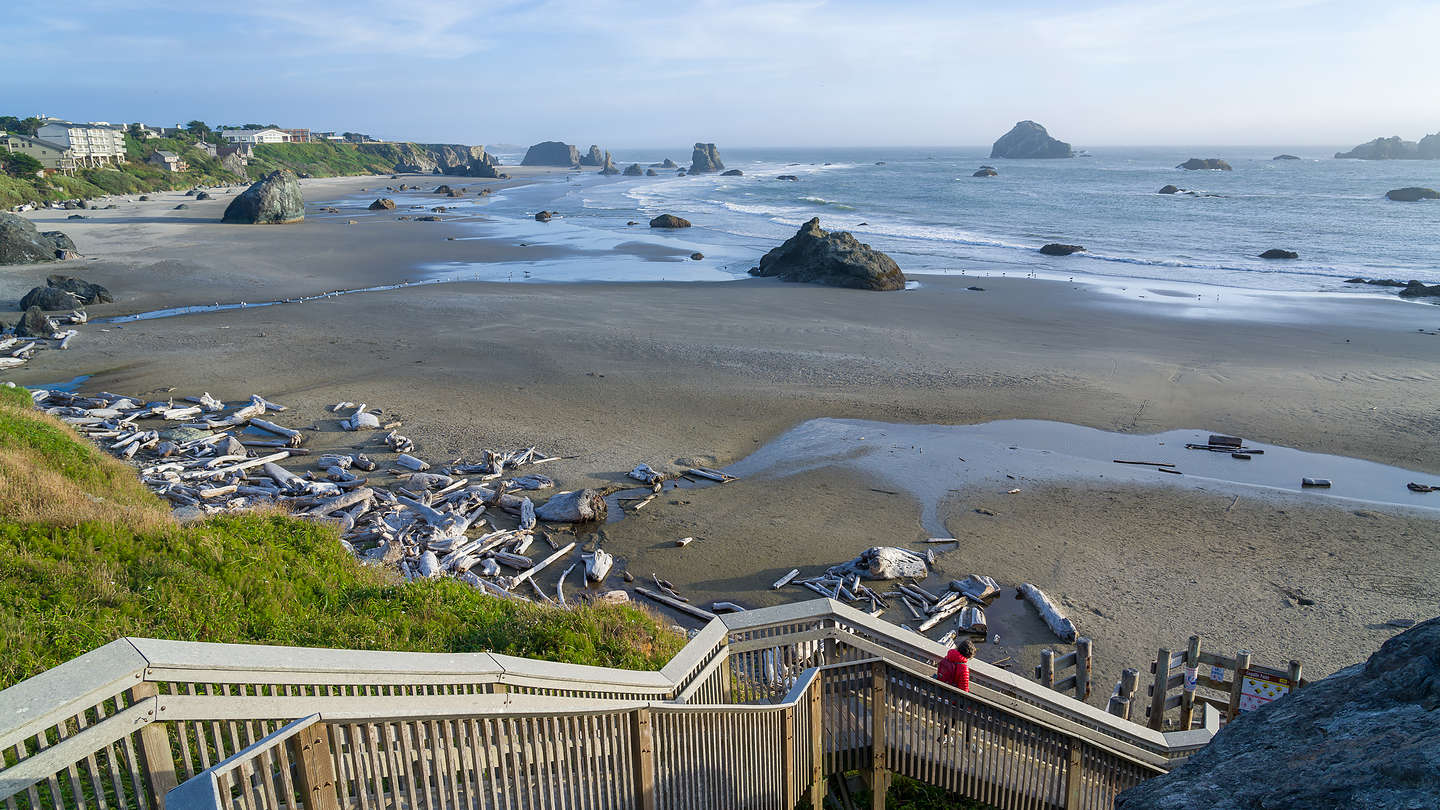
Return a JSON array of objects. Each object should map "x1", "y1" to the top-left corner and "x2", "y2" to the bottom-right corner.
[
  {"x1": 221, "y1": 170, "x2": 304, "y2": 224},
  {"x1": 690, "y1": 143, "x2": 725, "y2": 173},
  {"x1": 749, "y1": 218, "x2": 906, "y2": 291},
  {"x1": 521, "y1": 141, "x2": 581, "y2": 167},
  {"x1": 989, "y1": 121, "x2": 1074, "y2": 159},
  {"x1": 1177, "y1": 158, "x2": 1233, "y2": 171},
  {"x1": 598, "y1": 152, "x2": 620, "y2": 176},
  {"x1": 580, "y1": 145, "x2": 604, "y2": 167}
]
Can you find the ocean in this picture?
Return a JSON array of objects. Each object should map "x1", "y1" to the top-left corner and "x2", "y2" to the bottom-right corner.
[{"x1": 411, "y1": 146, "x2": 1440, "y2": 292}]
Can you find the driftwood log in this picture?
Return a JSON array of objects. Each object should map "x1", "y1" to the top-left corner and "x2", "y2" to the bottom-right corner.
[{"x1": 1019, "y1": 582, "x2": 1078, "y2": 642}]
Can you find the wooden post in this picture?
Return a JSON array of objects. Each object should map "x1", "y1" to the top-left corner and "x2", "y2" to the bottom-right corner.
[
  {"x1": 1119, "y1": 668, "x2": 1139, "y2": 722},
  {"x1": 1075, "y1": 638, "x2": 1092, "y2": 701},
  {"x1": 782, "y1": 706, "x2": 796, "y2": 803},
  {"x1": 631, "y1": 708, "x2": 655, "y2": 810},
  {"x1": 716, "y1": 635, "x2": 734, "y2": 702},
  {"x1": 810, "y1": 676, "x2": 825, "y2": 810},
  {"x1": 287, "y1": 723, "x2": 340, "y2": 810},
  {"x1": 1148, "y1": 647, "x2": 1171, "y2": 730},
  {"x1": 1064, "y1": 738, "x2": 1084, "y2": 809},
  {"x1": 870, "y1": 661, "x2": 889, "y2": 810},
  {"x1": 1228, "y1": 650, "x2": 1251, "y2": 722},
  {"x1": 1040, "y1": 649, "x2": 1055, "y2": 690},
  {"x1": 1179, "y1": 636, "x2": 1201, "y2": 730},
  {"x1": 1288, "y1": 661, "x2": 1303, "y2": 690},
  {"x1": 127, "y1": 682, "x2": 177, "y2": 808}
]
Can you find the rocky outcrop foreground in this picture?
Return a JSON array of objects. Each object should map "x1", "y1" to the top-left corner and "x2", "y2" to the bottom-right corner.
[
  {"x1": 521, "y1": 141, "x2": 580, "y2": 167},
  {"x1": 649, "y1": 214, "x2": 690, "y2": 229},
  {"x1": 1118, "y1": 617, "x2": 1440, "y2": 810},
  {"x1": 990, "y1": 121, "x2": 1074, "y2": 159},
  {"x1": 1177, "y1": 158, "x2": 1232, "y2": 171},
  {"x1": 222, "y1": 171, "x2": 304, "y2": 224},
  {"x1": 0, "y1": 214, "x2": 75, "y2": 264},
  {"x1": 690, "y1": 143, "x2": 724, "y2": 173},
  {"x1": 749, "y1": 218, "x2": 906, "y2": 291}
]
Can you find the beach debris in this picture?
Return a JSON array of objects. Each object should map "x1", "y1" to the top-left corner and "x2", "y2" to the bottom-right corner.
[
  {"x1": 635, "y1": 586, "x2": 715, "y2": 621},
  {"x1": 685, "y1": 466, "x2": 736, "y2": 483},
  {"x1": 628, "y1": 463, "x2": 665, "y2": 487},
  {"x1": 1301, "y1": 477, "x2": 1332, "y2": 488},
  {"x1": 951, "y1": 574, "x2": 1000, "y2": 603},
  {"x1": 957, "y1": 606, "x2": 988, "y2": 635},
  {"x1": 675, "y1": 536, "x2": 695, "y2": 547},
  {"x1": 1406, "y1": 483, "x2": 1436, "y2": 493},
  {"x1": 772, "y1": 569, "x2": 800, "y2": 590},
  {"x1": 584, "y1": 548, "x2": 613, "y2": 582},
  {"x1": 827, "y1": 546, "x2": 928, "y2": 581},
  {"x1": 1019, "y1": 583, "x2": 1078, "y2": 642},
  {"x1": 535, "y1": 488, "x2": 607, "y2": 523}
]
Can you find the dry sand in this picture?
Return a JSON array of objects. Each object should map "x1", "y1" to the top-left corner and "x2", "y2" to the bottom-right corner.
[{"x1": 5, "y1": 172, "x2": 1438, "y2": 705}]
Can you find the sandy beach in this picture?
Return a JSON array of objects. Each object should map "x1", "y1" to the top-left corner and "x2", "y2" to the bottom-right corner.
[{"x1": 6, "y1": 171, "x2": 1438, "y2": 701}]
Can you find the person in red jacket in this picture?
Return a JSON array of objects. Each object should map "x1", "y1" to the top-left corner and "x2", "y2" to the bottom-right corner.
[{"x1": 937, "y1": 638, "x2": 976, "y2": 691}]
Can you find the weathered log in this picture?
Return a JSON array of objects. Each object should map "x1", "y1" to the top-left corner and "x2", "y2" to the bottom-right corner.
[
  {"x1": 957, "y1": 606, "x2": 987, "y2": 635},
  {"x1": 396, "y1": 454, "x2": 429, "y2": 471},
  {"x1": 535, "y1": 489, "x2": 607, "y2": 522},
  {"x1": 1019, "y1": 582, "x2": 1078, "y2": 642},
  {"x1": 772, "y1": 569, "x2": 800, "y2": 589},
  {"x1": 181, "y1": 451, "x2": 289, "y2": 480},
  {"x1": 584, "y1": 548, "x2": 613, "y2": 582},
  {"x1": 305, "y1": 487, "x2": 374, "y2": 517},
  {"x1": 635, "y1": 587, "x2": 716, "y2": 621},
  {"x1": 511, "y1": 541, "x2": 576, "y2": 587}
]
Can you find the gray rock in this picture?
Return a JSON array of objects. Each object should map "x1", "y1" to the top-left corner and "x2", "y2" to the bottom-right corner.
[
  {"x1": 1335, "y1": 136, "x2": 1424, "y2": 160},
  {"x1": 1272, "y1": 154, "x2": 1302, "y2": 160},
  {"x1": 173, "y1": 204, "x2": 189, "y2": 210},
  {"x1": 1398, "y1": 280, "x2": 1440, "y2": 299},
  {"x1": 1177, "y1": 158, "x2": 1233, "y2": 171},
  {"x1": 15, "y1": 306, "x2": 58, "y2": 338},
  {"x1": 651, "y1": 159, "x2": 677, "y2": 169},
  {"x1": 721, "y1": 169, "x2": 743, "y2": 176},
  {"x1": 1040, "y1": 243, "x2": 1085, "y2": 256},
  {"x1": 622, "y1": 163, "x2": 643, "y2": 176},
  {"x1": 579, "y1": 145, "x2": 604, "y2": 167},
  {"x1": 368, "y1": 198, "x2": 396, "y2": 210},
  {"x1": 521, "y1": 141, "x2": 581, "y2": 167},
  {"x1": 18, "y1": 286, "x2": 79, "y2": 311},
  {"x1": 748, "y1": 217, "x2": 907, "y2": 291},
  {"x1": 535, "y1": 211, "x2": 553, "y2": 222},
  {"x1": 777, "y1": 175, "x2": 799, "y2": 181},
  {"x1": 67, "y1": 214, "x2": 86, "y2": 220},
  {"x1": 990, "y1": 120, "x2": 1074, "y2": 159},
  {"x1": 828, "y1": 546, "x2": 928, "y2": 580},
  {"x1": 645, "y1": 168, "x2": 658, "y2": 176},
  {"x1": 42, "y1": 232, "x2": 76, "y2": 254},
  {"x1": 1159, "y1": 185, "x2": 1183, "y2": 194},
  {"x1": 535, "y1": 489, "x2": 607, "y2": 522},
  {"x1": 195, "y1": 191, "x2": 212, "y2": 200},
  {"x1": 690, "y1": 252, "x2": 704, "y2": 260},
  {"x1": 1386, "y1": 187, "x2": 1439, "y2": 202},
  {"x1": 1117, "y1": 616, "x2": 1440, "y2": 810},
  {"x1": 973, "y1": 167, "x2": 998, "y2": 177},
  {"x1": 0, "y1": 214, "x2": 68, "y2": 265},
  {"x1": 222, "y1": 170, "x2": 304, "y2": 224},
  {"x1": 649, "y1": 214, "x2": 691, "y2": 229},
  {"x1": 598, "y1": 152, "x2": 620, "y2": 176},
  {"x1": 1260, "y1": 249, "x2": 1299, "y2": 259},
  {"x1": 689, "y1": 143, "x2": 725, "y2": 173}
]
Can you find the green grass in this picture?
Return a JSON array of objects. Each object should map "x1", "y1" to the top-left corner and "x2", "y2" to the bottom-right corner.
[
  {"x1": 837, "y1": 774, "x2": 996, "y2": 809},
  {"x1": 247, "y1": 141, "x2": 396, "y2": 178},
  {"x1": 0, "y1": 386, "x2": 686, "y2": 689}
]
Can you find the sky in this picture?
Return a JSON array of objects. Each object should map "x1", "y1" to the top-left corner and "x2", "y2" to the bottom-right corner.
[{"x1": 2, "y1": 0, "x2": 1436, "y2": 148}]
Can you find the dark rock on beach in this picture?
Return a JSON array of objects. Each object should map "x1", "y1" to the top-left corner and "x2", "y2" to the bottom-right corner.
[
  {"x1": 195, "y1": 191, "x2": 212, "y2": 200},
  {"x1": 1398, "y1": 281, "x2": 1440, "y2": 299},
  {"x1": 173, "y1": 204, "x2": 188, "y2": 210},
  {"x1": 649, "y1": 214, "x2": 691, "y2": 229},
  {"x1": 222, "y1": 170, "x2": 304, "y2": 224},
  {"x1": 690, "y1": 252, "x2": 704, "y2": 260},
  {"x1": 645, "y1": 169, "x2": 658, "y2": 176},
  {"x1": 15, "y1": 306, "x2": 58, "y2": 338},
  {"x1": 368, "y1": 198, "x2": 396, "y2": 210},
  {"x1": 521, "y1": 141, "x2": 581, "y2": 167},
  {"x1": 990, "y1": 120, "x2": 1075, "y2": 159},
  {"x1": 690, "y1": 143, "x2": 724, "y2": 174},
  {"x1": 748, "y1": 217, "x2": 906, "y2": 291},
  {"x1": 1177, "y1": 158, "x2": 1232, "y2": 171},
  {"x1": 1039, "y1": 243, "x2": 1085, "y2": 256},
  {"x1": 1260, "y1": 249, "x2": 1299, "y2": 259},
  {"x1": 19, "y1": 286, "x2": 79, "y2": 311},
  {"x1": 1385, "y1": 187, "x2": 1439, "y2": 202},
  {"x1": 1117, "y1": 617, "x2": 1440, "y2": 810},
  {"x1": 0, "y1": 214, "x2": 75, "y2": 264},
  {"x1": 44, "y1": 274, "x2": 110, "y2": 305},
  {"x1": 721, "y1": 169, "x2": 743, "y2": 176}
]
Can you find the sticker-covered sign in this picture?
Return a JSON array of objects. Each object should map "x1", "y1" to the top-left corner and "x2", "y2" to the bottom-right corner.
[
  {"x1": 1210, "y1": 665, "x2": 1225, "y2": 683},
  {"x1": 1238, "y1": 670, "x2": 1293, "y2": 712}
]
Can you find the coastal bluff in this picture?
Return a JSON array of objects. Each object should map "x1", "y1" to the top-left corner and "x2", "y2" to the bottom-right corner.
[
  {"x1": 749, "y1": 217, "x2": 906, "y2": 291},
  {"x1": 990, "y1": 121, "x2": 1074, "y2": 159},
  {"x1": 1335, "y1": 133, "x2": 1440, "y2": 160},
  {"x1": 522, "y1": 141, "x2": 581, "y2": 167},
  {"x1": 1118, "y1": 617, "x2": 1440, "y2": 810}
]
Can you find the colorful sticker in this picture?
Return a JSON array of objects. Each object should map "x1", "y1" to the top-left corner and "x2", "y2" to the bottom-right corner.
[{"x1": 1238, "y1": 670, "x2": 1292, "y2": 712}]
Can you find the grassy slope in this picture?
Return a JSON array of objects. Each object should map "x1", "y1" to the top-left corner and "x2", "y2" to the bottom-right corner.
[{"x1": 0, "y1": 385, "x2": 685, "y2": 689}]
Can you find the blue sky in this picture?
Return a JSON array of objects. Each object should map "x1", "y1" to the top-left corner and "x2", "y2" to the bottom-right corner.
[{"x1": 2, "y1": 0, "x2": 1435, "y2": 147}]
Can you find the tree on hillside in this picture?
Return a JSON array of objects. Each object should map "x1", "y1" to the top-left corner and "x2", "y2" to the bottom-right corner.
[
  {"x1": 1, "y1": 150, "x2": 44, "y2": 178},
  {"x1": 186, "y1": 120, "x2": 210, "y2": 137},
  {"x1": 127, "y1": 123, "x2": 144, "y2": 139},
  {"x1": 0, "y1": 116, "x2": 41, "y2": 136}
]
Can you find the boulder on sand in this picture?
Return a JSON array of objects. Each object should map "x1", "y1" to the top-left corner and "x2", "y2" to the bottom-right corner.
[
  {"x1": 1385, "y1": 187, "x2": 1439, "y2": 202},
  {"x1": 1040, "y1": 243, "x2": 1085, "y2": 256},
  {"x1": 646, "y1": 168, "x2": 658, "y2": 176},
  {"x1": 19, "y1": 286, "x2": 79, "y2": 311},
  {"x1": 828, "y1": 547, "x2": 929, "y2": 580},
  {"x1": 0, "y1": 213, "x2": 74, "y2": 265},
  {"x1": 221, "y1": 170, "x2": 304, "y2": 224},
  {"x1": 1177, "y1": 158, "x2": 1232, "y2": 171},
  {"x1": 368, "y1": 198, "x2": 396, "y2": 210},
  {"x1": 1116, "y1": 617, "x2": 1440, "y2": 810},
  {"x1": 1398, "y1": 280, "x2": 1440, "y2": 299},
  {"x1": 649, "y1": 214, "x2": 691, "y2": 229},
  {"x1": 535, "y1": 489, "x2": 607, "y2": 522},
  {"x1": 748, "y1": 217, "x2": 907, "y2": 291},
  {"x1": 622, "y1": 163, "x2": 643, "y2": 176},
  {"x1": 990, "y1": 120, "x2": 1074, "y2": 159},
  {"x1": 15, "y1": 306, "x2": 59, "y2": 338},
  {"x1": 689, "y1": 143, "x2": 725, "y2": 173},
  {"x1": 521, "y1": 141, "x2": 581, "y2": 167},
  {"x1": 1260, "y1": 249, "x2": 1299, "y2": 259}
]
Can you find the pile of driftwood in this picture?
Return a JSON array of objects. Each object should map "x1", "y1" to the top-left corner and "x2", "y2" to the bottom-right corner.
[
  {"x1": 23, "y1": 386, "x2": 634, "y2": 607},
  {"x1": 0, "y1": 311, "x2": 85, "y2": 370}
]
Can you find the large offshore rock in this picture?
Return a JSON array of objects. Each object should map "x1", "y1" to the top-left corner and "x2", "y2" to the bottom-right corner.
[
  {"x1": 649, "y1": 214, "x2": 691, "y2": 228},
  {"x1": 623, "y1": 163, "x2": 644, "y2": 176},
  {"x1": 1332, "y1": 135, "x2": 1440, "y2": 160},
  {"x1": 222, "y1": 170, "x2": 304, "y2": 224},
  {"x1": 989, "y1": 121, "x2": 1074, "y2": 159},
  {"x1": 750, "y1": 218, "x2": 906, "y2": 291},
  {"x1": 580, "y1": 145, "x2": 604, "y2": 166},
  {"x1": 598, "y1": 151, "x2": 620, "y2": 176},
  {"x1": 521, "y1": 141, "x2": 580, "y2": 167},
  {"x1": 1117, "y1": 617, "x2": 1440, "y2": 810},
  {"x1": 689, "y1": 143, "x2": 725, "y2": 173},
  {"x1": 1177, "y1": 158, "x2": 1233, "y2": 171},
  {"x1": 0, "y1": 213, "x2": 69, "y2": 264},
  {"x1": 1385, "y1": 187, "x2": 1439, "y2": 202},
  {"x1": 828, "y1": 547, "x2": 929, "y2": 580}
]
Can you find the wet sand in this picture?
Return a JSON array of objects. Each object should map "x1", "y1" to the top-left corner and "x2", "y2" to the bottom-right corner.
[{"x1": 5, "y1": 172, "x2": 1439, "y2": 702}]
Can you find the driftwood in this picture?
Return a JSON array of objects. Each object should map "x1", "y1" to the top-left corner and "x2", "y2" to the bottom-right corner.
[
  {"x1": 1019, "y1": 582, "x2": 1078, "y2": 642},
  {"x1": 957, "y1": 606, "x2": 987, "y2": 635},
  {"x1": 635, "y1": 586, "x2": 716, "y2": 621},
  {"x1": 584, "y1": 548, "x2": 613, "y2": 582},
  {"x1": 535, "y1": 489, "x2": 607, "y2": 523},
  {"x1": 951, "y1": 574, "x2": 1000, "y2": 603},
  {"x1": 772, "y1": 569, "x2": 800, "y2": 590},
  {"x1": 511, "y1": 541, "x2": 576, "y2": 587}
]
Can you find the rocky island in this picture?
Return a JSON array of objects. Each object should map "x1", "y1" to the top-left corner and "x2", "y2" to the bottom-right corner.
[
  {"x1": 521, "y1": 141, "x2": 581, "y2": 167},
  {"x1": 1335, "y1": 133, "x2": 1440, "y2": 160},
  {"x1": 689, "y1": 143, "x2": 724, "y2": 174},
  {"x1": 990, "y1": 121, "x2": 1075, "y2": 159}
]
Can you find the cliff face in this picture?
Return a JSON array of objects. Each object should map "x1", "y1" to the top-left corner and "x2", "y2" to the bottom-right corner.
[
  {"x1": 355, "y1": 143, "x2": 499, "y2": 176},
  {"x1": 521, "y1": 141, "x2": 581, "y2": 167},
  {"x1": 1118, "y1": 617, "x2": 1440, "y2": 810}
]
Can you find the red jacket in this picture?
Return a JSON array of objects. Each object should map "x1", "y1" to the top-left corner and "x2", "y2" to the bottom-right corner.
[{"x1": 938, "y1": 649, "x2": 971, "y2": 691}]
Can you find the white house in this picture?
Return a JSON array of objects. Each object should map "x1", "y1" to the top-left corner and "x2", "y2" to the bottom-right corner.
[
  {"x1": 220, "y1": 128, "x2": 291, "y2": 145},
  {"x1": 34, "y1": 119, "x2": 126, "y2": 167}
]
